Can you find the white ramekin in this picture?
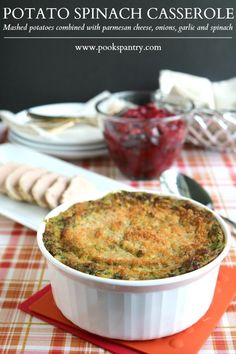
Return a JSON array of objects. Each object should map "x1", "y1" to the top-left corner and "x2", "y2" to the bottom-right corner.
[{"x1": 37, "y1": 192, "x2": 231, "y2": 340}]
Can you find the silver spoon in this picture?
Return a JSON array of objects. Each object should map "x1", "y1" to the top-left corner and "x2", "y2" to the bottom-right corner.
[{"x1": 160, "y1": 169, "x2": 236, "y2": 228}]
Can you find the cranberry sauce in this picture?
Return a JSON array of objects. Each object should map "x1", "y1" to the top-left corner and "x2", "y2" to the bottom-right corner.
[{"x1": 104, "y1": 103, "x2": 187, "y2": 179}]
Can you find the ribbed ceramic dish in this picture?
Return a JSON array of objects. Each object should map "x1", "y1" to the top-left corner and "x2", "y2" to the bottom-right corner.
[{"x1": 37, "y1": 192, "x2": 231, "y2": 340}]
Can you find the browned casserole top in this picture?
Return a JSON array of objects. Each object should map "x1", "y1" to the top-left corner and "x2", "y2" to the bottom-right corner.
[{"x1": 43, "y1": 191, "x2": 225, "y2": 280}]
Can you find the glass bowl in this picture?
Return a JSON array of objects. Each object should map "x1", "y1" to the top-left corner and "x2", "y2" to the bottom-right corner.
[{"x1": 96, "y1": 91, "x2": 193, "y2": 180}]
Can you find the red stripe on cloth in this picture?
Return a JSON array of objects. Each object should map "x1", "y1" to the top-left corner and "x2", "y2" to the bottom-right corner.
[
  {"x1": 0, "y1": 261, "x2": 42, "y2": 269},
  {"x1": 1, "y1": 300, "x2": 20, "y2": 308},
  {"x1": 213, "y1": 329, "x2": 229, "y2": 351},
  {"x1": 222, "y1": 155, "x2": 236, "y2": 187},
  {"x1": 0, "y1": 261, "x2": 12, "y2": 267}
]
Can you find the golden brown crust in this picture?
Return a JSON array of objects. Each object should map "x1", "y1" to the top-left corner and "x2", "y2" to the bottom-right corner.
[{"x1": 43, "y1": 191, "x2": 225, "y2": 280}]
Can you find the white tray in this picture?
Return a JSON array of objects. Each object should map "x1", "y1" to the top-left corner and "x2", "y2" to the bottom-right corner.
[{"x1": 0, "y1": 143, "x2": 131, "y2": 230}]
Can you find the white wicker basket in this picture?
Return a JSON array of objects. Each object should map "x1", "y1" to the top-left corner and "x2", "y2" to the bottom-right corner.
[{"x1": 186, "y1": 109, "x2": 236, "y2": 152}]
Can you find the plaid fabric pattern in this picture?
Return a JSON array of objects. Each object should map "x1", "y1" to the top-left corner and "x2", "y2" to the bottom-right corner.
[{"x1": 0, "y1": 146, "x2": 236, "y2": 353}]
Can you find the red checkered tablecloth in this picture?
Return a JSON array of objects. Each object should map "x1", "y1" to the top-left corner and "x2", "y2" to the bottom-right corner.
[{"x1": 0, "y1": 146, "x2": 236, "y2": 353}]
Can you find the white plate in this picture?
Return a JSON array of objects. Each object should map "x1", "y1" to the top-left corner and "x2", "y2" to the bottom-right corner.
[
  {"x1": 0, "y1": 143, "x2": 131, "y2": 230},
  {"x1": 11, "y1": 103, "x2": 104, "y2": 145},
  {"x1": 8, "y1": 135, "x2": 108, "y2": 160},
  {"x1": 10, "y1": 130, "x2": 107, "y2": 151}
]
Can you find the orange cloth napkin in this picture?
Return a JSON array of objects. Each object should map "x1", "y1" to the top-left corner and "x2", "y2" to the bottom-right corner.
[{"x1": 19, "y1": 266, "x2": 236, "y2": 354}]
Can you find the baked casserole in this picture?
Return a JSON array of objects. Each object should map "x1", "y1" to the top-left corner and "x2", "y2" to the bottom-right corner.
[{"x1": 43, "y1": 191, "x2": 225, "y2": 280}]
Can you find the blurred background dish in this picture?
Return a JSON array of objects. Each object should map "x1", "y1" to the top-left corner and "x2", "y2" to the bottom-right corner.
[
  {"x1": 1, "y1": 101, "x2": 109, "y2": 159},
  {"x1": 4, "y1": 102, "x2": 104, "y2": 143},
  {"x1": 8, "y1": 130, "x2": 107, "y2": 151},
  {"x1": 8, "y1": 131, "x2": 108, "y2": 160},
  {"x1": 159, "y1": 71, "x2": 236, "y2": 152}
]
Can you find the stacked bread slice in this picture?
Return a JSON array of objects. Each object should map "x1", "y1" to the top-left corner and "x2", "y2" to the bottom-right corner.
[{"x1": 0, "y1": 162, "x2": 95, "y2": 209}]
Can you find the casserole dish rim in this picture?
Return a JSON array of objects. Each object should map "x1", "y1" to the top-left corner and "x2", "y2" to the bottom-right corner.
[{"x1": 37, "y1": 190, "x2": 231, "y2": 287}]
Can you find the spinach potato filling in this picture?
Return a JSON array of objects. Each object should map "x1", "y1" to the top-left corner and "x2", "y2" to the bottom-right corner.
[{"x1": 43, "y1": 191, "x2": 225, "y2": 280}]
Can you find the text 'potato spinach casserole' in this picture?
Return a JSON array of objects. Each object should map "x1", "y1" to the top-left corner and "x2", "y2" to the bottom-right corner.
[{"x1": 43, "y1": 191, "x2": 225, "y2": 280}]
